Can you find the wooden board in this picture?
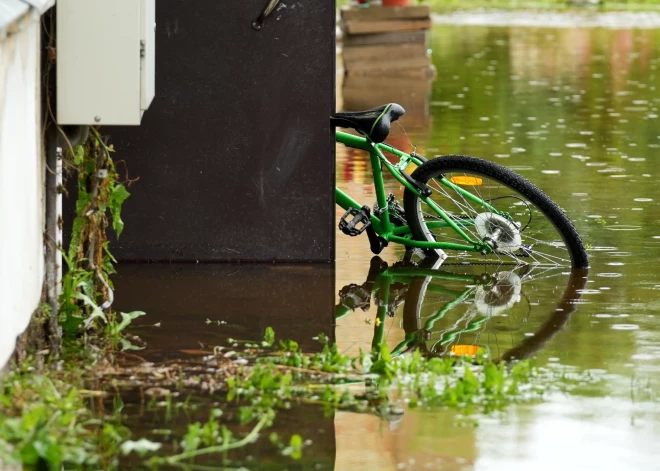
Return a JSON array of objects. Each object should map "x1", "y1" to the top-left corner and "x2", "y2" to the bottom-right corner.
[
  {"x1": 343, "y1": 18, "x2": 432, "y2": 35},
  {"x1": 342, "y1": 30, "x2": 427, "y2": 47},
  {"x1": 341, "y1": 5, "x2": 431, "y2": 22},
  {"x1": 345, "y1": 55, "x2": 432, "y2": 73},
  {"x1": 346, "y1": 64, "x2": 437, "y2": 79},
  {"x1": 343, "y1": 43, "x2": 427, "y2": 67}
]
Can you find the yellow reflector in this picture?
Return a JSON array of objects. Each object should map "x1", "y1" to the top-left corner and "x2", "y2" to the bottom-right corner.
[
  {"x1": 451, "y1": 345, "x2": 483, "y2": 356},
  {"x1": 450, "y1": 176, "x2": 483, "y2": 186}
]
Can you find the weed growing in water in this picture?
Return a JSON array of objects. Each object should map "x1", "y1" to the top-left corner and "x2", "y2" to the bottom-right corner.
[
  {"x1": 0, "y1": 327, "x2": 600, "y2": 470},
  {"x1": 0, "y1": 361, "x2": 128, "y2": 469},
  {"x1": 144, "y1": 329, "x2": 562, "y2": 467},
  {"x1": 59, "y1": 128, "x2": 139, "y2": 342},
  {"x1": 229, "y1": 331, "x2": 545, "y2": 415}
]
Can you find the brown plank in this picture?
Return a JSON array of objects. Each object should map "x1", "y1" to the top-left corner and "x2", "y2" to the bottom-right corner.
[
  {"x1": 342, "y1": 30, "x2": 427, "y2": 47},
  {"x1": 345, "y1": 55, "x2": 431, "y2": 73},
  {"x1": 343, "y1": 43, "x2": 427, "y2": 65},
  {"x1": 344, "y1": 18, "x2": 432, "y2": 35},
  {"x1": 341, "y1": 5, "x2": 431, "y2": 22},
  {"x1": 346, "y1": 64, "x2": 437, "y2": 79}
]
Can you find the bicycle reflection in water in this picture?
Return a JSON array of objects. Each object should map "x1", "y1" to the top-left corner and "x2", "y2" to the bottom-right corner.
[{"x1": 335, "y1": 254, "x2": 589, "y2": 362}]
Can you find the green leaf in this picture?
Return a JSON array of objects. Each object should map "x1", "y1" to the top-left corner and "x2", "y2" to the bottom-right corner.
[
  {"x1": 73, "y1": 145, "x2": 85, "y2": 166},
  {"x1": 380, "y1": 343, "x2": 392, "y2": 362},
  {"x1": 262, "y1": 327, "x2": 275, "y2": 347},
  {"x1": 75, "y1": 292, "x2": 108, "y2": 329},
  {"x1": 283, "y1": 434, "x2": 303, "y2": 460},
  {"x1": 182, "y1": 423, "x2": 202, "y2": 452},
  {"x1": 120, "y1": 338, "x2": 145, "y2": 352},
  {"x1": 113, "y1": 311, "x2": 146, "y2": 335},
  {"x1": 109, "y1": 184, "x2": 131, "y2": 237}
]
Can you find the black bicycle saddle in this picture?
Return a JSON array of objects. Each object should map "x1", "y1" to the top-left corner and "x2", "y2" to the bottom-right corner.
[{"x1": 331, "y1": 103, "x2": 406, "y2": 143}]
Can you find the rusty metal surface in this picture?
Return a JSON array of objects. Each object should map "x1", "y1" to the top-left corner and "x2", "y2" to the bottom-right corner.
[{"x1": 106, "y1": 0, "x2": 336, "y2": 262}]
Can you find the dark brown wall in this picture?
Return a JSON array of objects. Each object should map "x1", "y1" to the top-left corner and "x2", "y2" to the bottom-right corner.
[{"x1": 107, "y1": 0, "x2": 336, "y2": 262}]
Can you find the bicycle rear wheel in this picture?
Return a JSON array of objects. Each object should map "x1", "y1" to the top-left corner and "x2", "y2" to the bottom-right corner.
[{"x1": 403, "y1": 155, "x2": 589, "y2": 269}]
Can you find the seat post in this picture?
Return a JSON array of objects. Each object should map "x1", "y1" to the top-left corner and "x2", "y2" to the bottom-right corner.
[{"x1": 369, "y1": 145, "x2": 392, "y2": 234}]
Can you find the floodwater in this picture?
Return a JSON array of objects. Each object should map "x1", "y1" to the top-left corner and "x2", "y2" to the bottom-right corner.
[
  {"x1": 114, "y1": 14, "x2": 660, "y2": 470},
  {"x1": 337, "y1": 17, "x2": 660, "y2": 470}
]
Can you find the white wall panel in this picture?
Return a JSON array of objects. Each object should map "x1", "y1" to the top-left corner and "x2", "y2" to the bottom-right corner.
[{"x1": 0, "y1": 13, "x2": 43, "y2": 369}]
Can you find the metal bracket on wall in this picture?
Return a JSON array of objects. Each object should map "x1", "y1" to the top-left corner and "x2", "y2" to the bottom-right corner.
[{"x1": 252, "y1": 0, "x2": 281, "y2": 30}]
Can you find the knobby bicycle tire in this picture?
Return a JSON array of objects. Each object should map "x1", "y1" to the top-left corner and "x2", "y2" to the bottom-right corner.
[{"x1": 402, "y1": 155, "x2": 589, "y2": 269}]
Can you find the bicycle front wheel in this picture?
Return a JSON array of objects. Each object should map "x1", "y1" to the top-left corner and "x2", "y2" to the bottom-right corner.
[{"x1": 402, "y1": 155, "x2": 589, "y2": 269}]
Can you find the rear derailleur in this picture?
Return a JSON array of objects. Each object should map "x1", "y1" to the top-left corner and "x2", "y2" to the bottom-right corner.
[{"x1": 373, "y1": 193, "x2": 407, "y2": 228}]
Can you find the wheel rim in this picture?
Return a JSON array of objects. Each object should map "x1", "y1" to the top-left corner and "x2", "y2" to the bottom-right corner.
[{"x1": 414, "y1": 169, "x2": 576, "y2": 267}]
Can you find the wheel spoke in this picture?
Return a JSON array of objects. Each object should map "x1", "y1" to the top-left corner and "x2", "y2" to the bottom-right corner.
[{"x1": 404, "y1": 157, "x2": 585, "y2": 269}]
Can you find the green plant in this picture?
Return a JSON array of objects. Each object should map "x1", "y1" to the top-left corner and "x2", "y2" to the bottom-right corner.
[
  {"x1": 0, "y1": 362, "x2": 128, "y2": 470},
  {"x1": 226, "y1": 328, "x2": 551, "y2": 416},
  {"x1": 148, "y1": 410, "x2": 275, "y2": 468},
  {"x1": 59, "y1": 128, "x2": 134, "y2": 337}
]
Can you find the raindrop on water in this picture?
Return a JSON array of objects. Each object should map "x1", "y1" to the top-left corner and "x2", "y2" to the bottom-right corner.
[
  {"x1": 631, "y1": 353, "x2": 655, "y2": 360},
  {"x1": 577, "y1": 289, "x2": 601, "y2": 294},
  {"x1": 611, "y1": 324, "x2": 639, "y2": 330},
  {"x1": 604, "y1": 225, "x2": 642, "y2": 231}
]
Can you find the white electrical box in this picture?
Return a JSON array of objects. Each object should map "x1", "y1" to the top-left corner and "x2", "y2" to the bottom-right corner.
[{"x1": 57, "y1": 0, "x2": 156, "y2": 125}]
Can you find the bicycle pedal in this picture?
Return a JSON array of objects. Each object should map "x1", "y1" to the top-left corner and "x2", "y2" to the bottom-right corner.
[{"x1": 339, "y1": 206, "x2": 372, "y2": 236}]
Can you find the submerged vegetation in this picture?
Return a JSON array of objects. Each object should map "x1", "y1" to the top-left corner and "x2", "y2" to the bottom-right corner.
[
  {"x1": 0, "y1": 359, "x2": 127, "y2": 469},
  {"x1": 0, "y1": 327, "x2": 601, "y2": 469}
]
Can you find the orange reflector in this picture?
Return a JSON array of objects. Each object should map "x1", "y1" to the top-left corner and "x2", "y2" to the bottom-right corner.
[
  {"x1": 451, "y1": 345, "x2": 483, "y2": 356},
  {"x1": 450, "y1": 176, "x2": 483, "y2": 186}
]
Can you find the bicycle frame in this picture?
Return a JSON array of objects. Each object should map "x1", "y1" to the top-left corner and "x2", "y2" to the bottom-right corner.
[{"x1": 335, "y1": 130, "x2": 505, "y2": 254}]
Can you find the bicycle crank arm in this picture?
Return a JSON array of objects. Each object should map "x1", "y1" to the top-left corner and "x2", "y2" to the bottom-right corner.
[{"x1": 366, "y1": 226, "x2": 388, "y2": 255}]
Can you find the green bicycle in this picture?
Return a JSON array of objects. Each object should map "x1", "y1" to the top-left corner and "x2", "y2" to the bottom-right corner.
[{"x1": 331, "y1": 103, "x2": 589, "y2": 269}]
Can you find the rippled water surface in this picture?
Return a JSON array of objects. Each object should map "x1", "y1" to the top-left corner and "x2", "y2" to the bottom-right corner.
[
  {"x1": 112, "y1": 16, "x2": 660, "y2": 470},
  {"x1": 336, "y1": 19, "x2": 660, "y2": 470}
]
